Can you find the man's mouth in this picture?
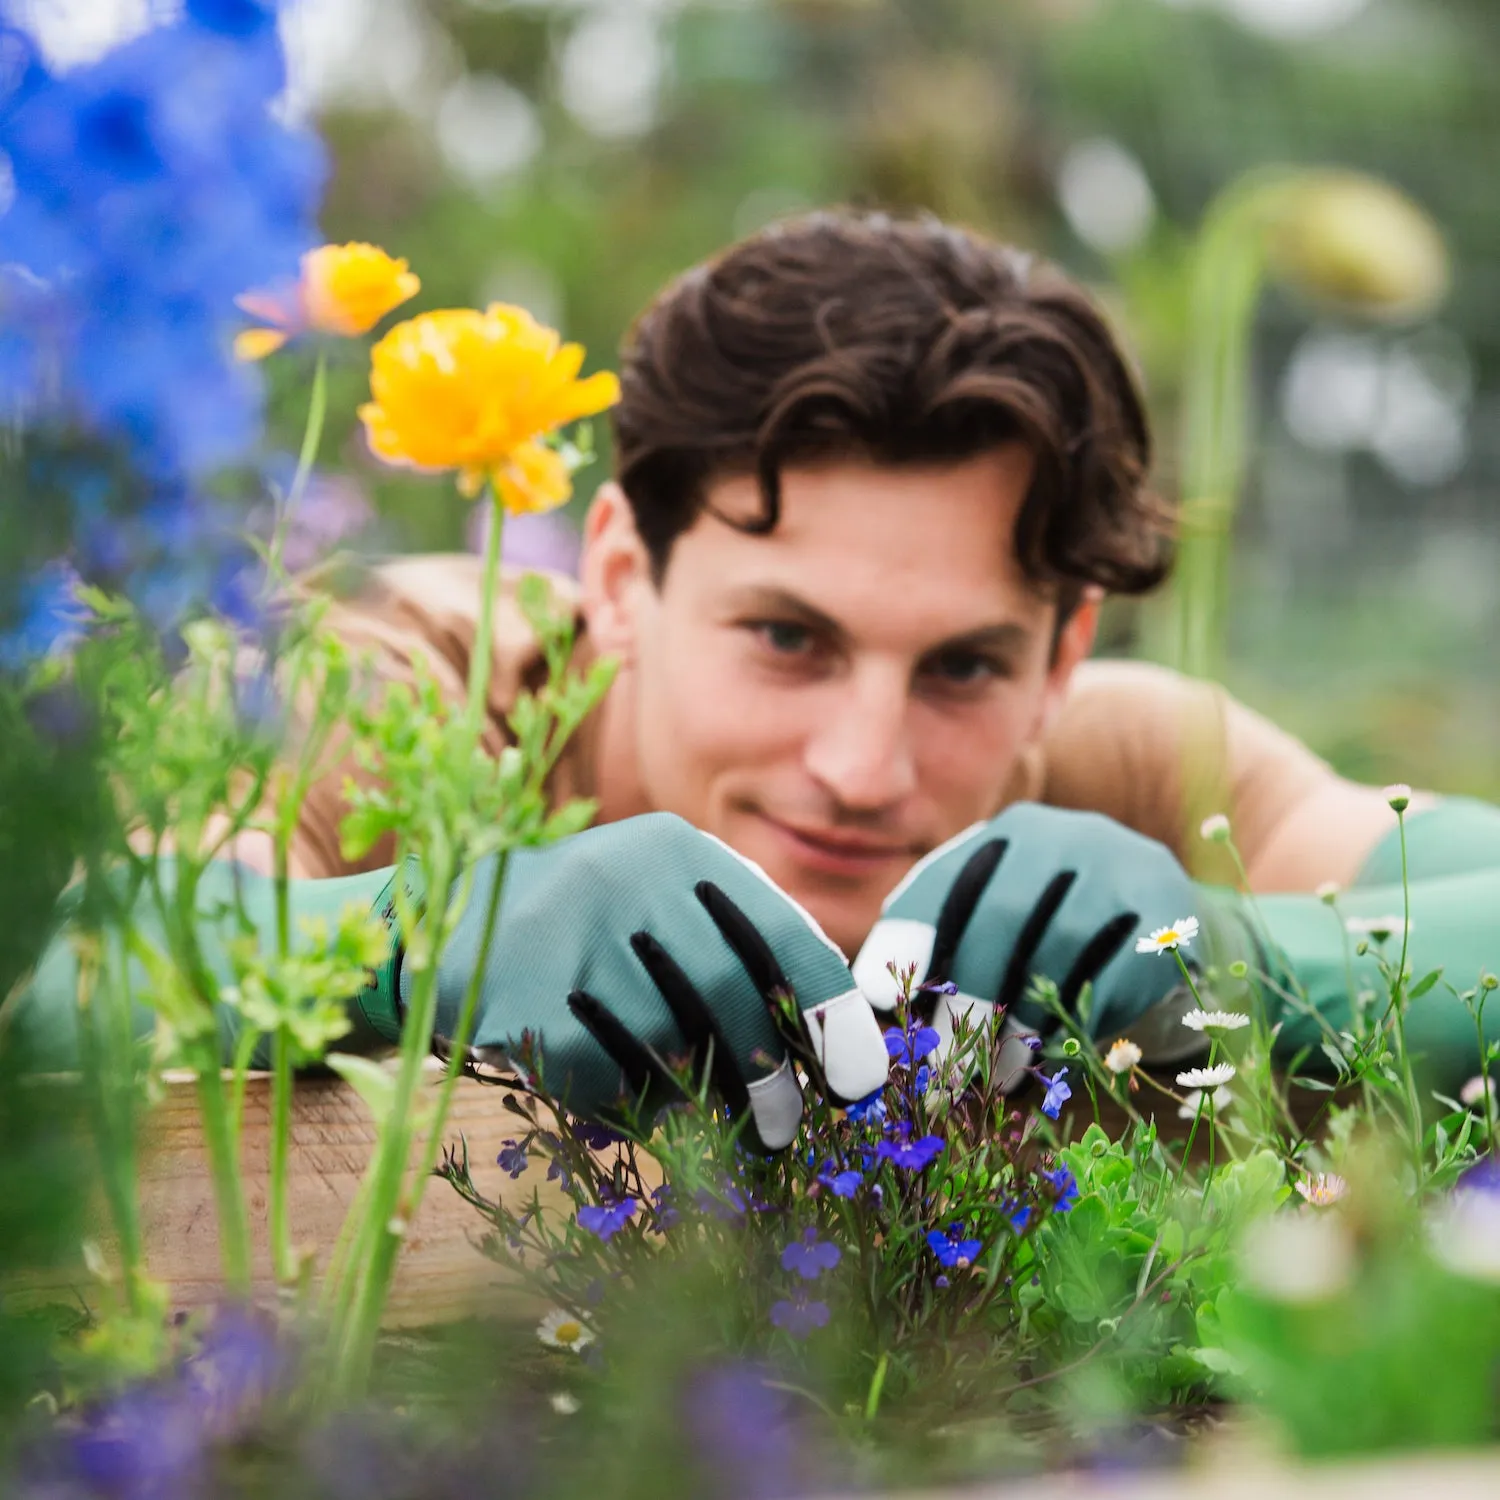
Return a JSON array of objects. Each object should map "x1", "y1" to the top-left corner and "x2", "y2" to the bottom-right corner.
[{"x1": 754, "y1": 812, "x2": 917, "y2": 878}]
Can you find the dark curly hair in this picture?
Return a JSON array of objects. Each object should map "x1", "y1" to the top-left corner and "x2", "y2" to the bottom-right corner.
[{"x1": 611, "y1": 209, "x2": 1172, "y2": 608}]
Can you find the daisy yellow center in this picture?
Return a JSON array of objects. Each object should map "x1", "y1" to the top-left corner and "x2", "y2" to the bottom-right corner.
[
  {"x1": 554, "y1": 1320, "x2": 584, "y2": 1346},
  {"x1": 1158, "y1": 928, "x2": 1181, "y2": 944}
]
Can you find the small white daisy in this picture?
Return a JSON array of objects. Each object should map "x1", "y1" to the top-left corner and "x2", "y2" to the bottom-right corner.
[
  {"x1": 1460, "y1": 1075, "x2": 1492, "y2": 1109},
  {"x1": 550, "y1": 1392, "x2": 581, "y2": 1415},
  {"x1": 1200, "y1": 813, "x2": 1231, "y2": 843},
  {"x1": 1384, "y1": 783, "x2": 1412, "y2": 813},
  {"x1": 1176, "y1": 1062, "x2": 1236, "y2": 1091},
  {"x1": 1104, "y1": 1038, "x2": 1142, "y2": 1075},
  {"x1": 1345, "y1": 915, "x2": 1412, "y2": 941},
  {"x1": 537, "y1": 1309, "x2": 596, "y2": 1353},
  {"x1": 1295, "y1": 1172, "x2": 1349, "y2": 1207},
  {"x1": 1135, "y1": 916, "x2": 1200, "y2": 955},
  {"x1": 1180, "y1": 1009, "x2": 1251, "y2": 1033},
  {"x1": 1315, "y1": 881, "x2": 1340, "y2": 904},
  {"x1": 1177, "y1": 1088, "x2": 1233, "y2": 1121}
]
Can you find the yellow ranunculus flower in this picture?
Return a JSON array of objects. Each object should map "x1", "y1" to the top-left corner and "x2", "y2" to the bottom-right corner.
[
  {"x1": 358, "y1": 304, "x2": 620, "y2": 512},
  {"x1": 233, "y1": 242, "x2": 421, "y2": 361}
]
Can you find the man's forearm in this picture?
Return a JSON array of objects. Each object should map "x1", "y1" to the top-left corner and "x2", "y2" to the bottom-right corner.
[{"x1": 13, "y1": 859, "x2": 406, "y2": 1071}]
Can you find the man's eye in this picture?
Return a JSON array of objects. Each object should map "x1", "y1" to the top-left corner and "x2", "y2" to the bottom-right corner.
[
  {"x1": 751, "y1": 621, "x2": 815, "y2": 656},
  {"x1": 923, "y1": 651, "x2": 1003, "y2": 687}
]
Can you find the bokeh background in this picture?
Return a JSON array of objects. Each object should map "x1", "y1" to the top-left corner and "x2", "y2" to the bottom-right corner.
[{"x1": 22, "y1": 0, "x2": 1500, "y2": 796}]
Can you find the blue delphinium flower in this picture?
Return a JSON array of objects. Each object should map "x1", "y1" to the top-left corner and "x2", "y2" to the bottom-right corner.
[
  {"x1": 816, "y1": 1160, "x2": 862, "y2": 1199},
  {"x1": 0, "y1": 8, "x2": 323, "y2": 479},
  {"x1": 577, "y1": 1197, "x2": 637, "y2": 1242},
  {"x1": 497, "y1": 1140, "x2": 529, "y2": 1179},
  {"x1": 769, "y1": 1290, "x2": 830, "y2": 1340},
  {"x1": 0, "y1": 3, "x2": 323, "y2": 638},
  {"x1": 926, "y1": 1223, "x2": 984, "y2": 1269},
  {"x1": 1042, "y1": 1163, "x2": 1079, "y2": 1213},
  {"x1": 1040, "y1": 1067, "x2": 1072, "y2": 1120},
  {"x1": 780, "y1": 1228, "x2": 841, "y2": 1282},
  {"x1": 875, "y1": 1125, "x2": 944, "y2": 1172},
  {"x1": 0, "y1": 559, "x2": 86, "y2": 669}
]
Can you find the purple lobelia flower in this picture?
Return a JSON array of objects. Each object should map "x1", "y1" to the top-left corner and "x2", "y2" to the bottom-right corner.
[
  {"x1": 681, "y1": 1362, "x2": 811, "y2": 1500},
  {"x1": 875, "y1": 1124, "x2": 944, "y2": 1172},
  {"x1": 845, "y1": 1090, "x2": 888, "y2": 1127},
  {"x1": 497, "y1": 1139, "x2": 529, "y2": 1179},
  {"x1": 883, "y1": 1023, "x2": 941, "y2": 1068},
  {"x1": 1040, "y1": 1067, "x2": 1072, "y2": 1120},
  {"x1": 926, "y1": 1224, "x2": 984, "y2": 1269},
  {"x1": 769, "y1": 1290, "x2": 830, "y2": 1340},
  {"x1": 650, "y1": 1185, "x2": 681, "y2": 1232},
  {"x1": 577, "y1": 1197, "x2": 636, "y2": 1242},
  {"x1": 816, "y1": 1160, "x2": 863, "y2": 1199},
  {"x1": 1042, "y1": 1163, "x2": 1079, "y2": 1212},
  {"x1": 780, "y1": 1228, "x2": 841, "y2": 1282}
]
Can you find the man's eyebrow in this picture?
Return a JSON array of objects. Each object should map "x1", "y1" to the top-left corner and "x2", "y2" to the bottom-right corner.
[{"x1": 724, "y1": 586, "x2": 1034, "y2": 655}]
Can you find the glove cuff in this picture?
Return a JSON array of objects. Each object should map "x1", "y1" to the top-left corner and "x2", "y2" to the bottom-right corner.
[{"x1": 354, "y1": 856, "x2": 426, "y2": 1045}]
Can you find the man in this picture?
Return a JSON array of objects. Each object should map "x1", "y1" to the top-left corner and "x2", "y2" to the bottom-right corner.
[{"x1": 22, "y1": 211, "x2": 1500, "y2": 1145}]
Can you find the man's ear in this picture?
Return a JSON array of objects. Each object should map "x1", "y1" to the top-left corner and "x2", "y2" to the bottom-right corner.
[
  {"x1": 1036, "y1": 586, "x2": 1102, "y2": 737},
  {"x1": 580, "y1": 481, "x2": 653, "y2": 659}
]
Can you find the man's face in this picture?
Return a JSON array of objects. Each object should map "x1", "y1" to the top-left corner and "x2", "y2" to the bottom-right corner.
[{"x1": 582, "y1": 446, "x2": 1097, "y2": 958}]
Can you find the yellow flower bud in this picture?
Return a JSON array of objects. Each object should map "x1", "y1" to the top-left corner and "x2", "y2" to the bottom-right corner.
[
  {"x1": 234, "y1": 242, "x2": 421, "y2": 360},
  {"x1": 1263, "y1": 172, "x2": 1448, "y2": 323},
  {"x1": 303, "y1": 243, "x2": 421, "y2": 337}
]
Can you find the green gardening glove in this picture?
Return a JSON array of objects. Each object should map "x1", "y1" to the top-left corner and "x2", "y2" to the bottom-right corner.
[
  {"x1": 1243, "y1": 797, "x2": 1500, "y2": 1094},
  {"x1": 13, "y1": 813, "x2": 889, "y2": 1150},
  {"x1": 851, "y1": 802, "x2": 1206, "y2": 1078},
  {"x1": 390, "y1": 812, "x2": 889, "y2": 1146}
]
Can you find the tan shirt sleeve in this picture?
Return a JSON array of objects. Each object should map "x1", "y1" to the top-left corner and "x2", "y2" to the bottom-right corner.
[
  {"x1": 286, "y1": 557, "x2": 589, "y2": 879},
  {"x1": 1016, "y1": 659, "x2": 1334, "y2": 884}
]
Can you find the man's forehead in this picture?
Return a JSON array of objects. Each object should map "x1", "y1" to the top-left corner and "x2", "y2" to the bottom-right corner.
[{"x1": 675, "y1": 450, "x2": 1057, "y2": 635}]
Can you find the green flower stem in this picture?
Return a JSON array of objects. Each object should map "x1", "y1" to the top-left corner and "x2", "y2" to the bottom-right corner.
[
  {"x1": 158, "y1": 856, "x2": 254, "y2": 1292},
  {"x1": 1173, "y1": 184, "x2": 1269, "y2": 686},
  {"x1": 333, "y1": 839, "x2": 456, "y2": 1393},
  {"x1": 1475, "y1": 988, "x2": 1494, "y2": 1159},
  {"x1": 269, "y1": 770, "x2": 296, "y2": 1286},
  {"x1": 76, "y1": 934, "x2": 145, "y2": 1313},
  {"x1": 1171, "y1": 948, "x2": 1215, "y2": 1191},
  {"x1": 269, "y1": 1029, "x2": 295, "y2": 1284},
  {"x1": 336, "y1": 490, "x2": 509, "y2": 1390},
  {"x1": 1388, "y1": 808, "x2": 1425, "y2": 1181},
  {"x1": 268, "y1": 352, "x2": 327, "y2": 583},
  {"x1": 465, "y1": 489, "x2": 504, "y2": 737},
  {"x1": 193, "y1": 1049, "x2": 252, "y2": 1293}
]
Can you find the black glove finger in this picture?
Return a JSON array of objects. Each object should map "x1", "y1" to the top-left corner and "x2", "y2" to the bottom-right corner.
[
  {"x1": 995, "y1": 870, "x2": 1078, "y2": 1019},
  {"x1": 926, "y1": 838, "x2": 1010, "y2": 990},
  {"x1": 627, "y1": 929, "x2": 756, "y2": 1125},
  {"x1": 1057, "y1": 910, "x2": 1140, "y2": 1019},
  {"x1": 566, "y1": 988, "x2": 687, "y2": 1120}
]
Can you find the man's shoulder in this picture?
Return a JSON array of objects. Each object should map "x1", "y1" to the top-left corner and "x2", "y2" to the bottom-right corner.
[{"x1": 360, "y1": 554, "x2": 582, "y2": 622}]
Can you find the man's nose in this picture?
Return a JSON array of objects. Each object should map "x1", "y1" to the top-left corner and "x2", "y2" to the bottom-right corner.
[{"x1": 803, "y1": 665, "x2": 918, "y2": 813}]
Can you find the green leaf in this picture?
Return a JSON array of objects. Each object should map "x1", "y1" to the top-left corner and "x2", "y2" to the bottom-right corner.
[{"x1": 1409, "y1": 967, "x2": 1444, "y2": 1000}]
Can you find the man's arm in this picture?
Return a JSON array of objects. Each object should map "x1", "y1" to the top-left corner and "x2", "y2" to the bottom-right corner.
[{"x1": 1037, "y1": 658, "x2": 1439, "y2": 892}]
